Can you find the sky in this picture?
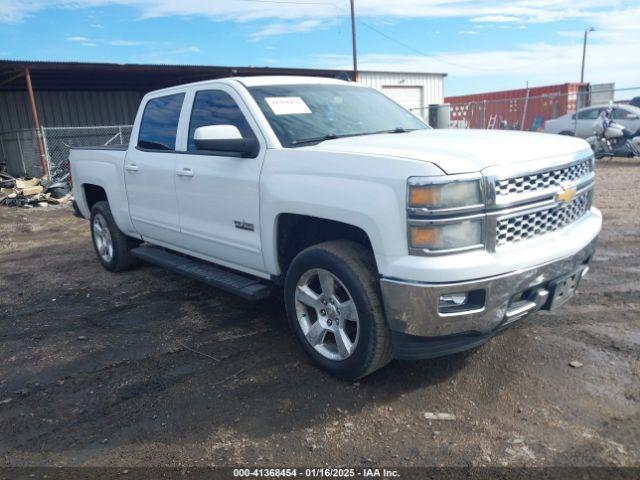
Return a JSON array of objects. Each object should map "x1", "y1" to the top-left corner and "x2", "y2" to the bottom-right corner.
[{"x1": 0, "y1": 0, "x2": 638, "y2": 96}]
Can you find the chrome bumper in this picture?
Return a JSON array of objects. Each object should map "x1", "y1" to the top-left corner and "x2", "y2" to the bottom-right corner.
[{"x1": 380, "y1": 238, "x2": 597, "y2": 338}]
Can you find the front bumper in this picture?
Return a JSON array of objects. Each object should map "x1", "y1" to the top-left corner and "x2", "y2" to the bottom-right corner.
[{"x1": 380, "y1": 238, "x2": 597, "y2": 358}]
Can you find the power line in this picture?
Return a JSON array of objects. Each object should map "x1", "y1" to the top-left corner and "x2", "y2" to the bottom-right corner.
[
  {"x1": 358, "y1": 19, "x2": 493, "y2": 73},
  {"x1": 239, "y1": 0, "x2": 489, "y2": 73}
]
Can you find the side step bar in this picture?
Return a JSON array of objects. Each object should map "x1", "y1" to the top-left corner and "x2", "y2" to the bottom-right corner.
[{"x1": 131, "y1": 246, "x2": 270, "y2": 301}]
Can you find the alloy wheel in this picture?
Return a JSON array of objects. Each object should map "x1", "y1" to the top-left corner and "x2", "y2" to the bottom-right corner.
[
  {"x1": 294, "y1": 268, "x2": 360, "y2": 361},
  {"x1": 92, "y1": 213, "x2": 114, "y2": 263}
]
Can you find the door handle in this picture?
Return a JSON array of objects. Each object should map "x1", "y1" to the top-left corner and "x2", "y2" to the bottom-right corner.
[
  {"x1": 125, "y1": 164, "x2": 139, "y2": 172},
  {"x1": 176, "y1": 168, "x2": 194, "y2": 177}
]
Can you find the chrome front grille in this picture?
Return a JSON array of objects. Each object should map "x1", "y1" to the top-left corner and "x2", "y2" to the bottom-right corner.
[
  {"x1": 496, "y1": 192, "x2": 591, "y2": 247},
  {"x1": 494, "y1": 158, "x2": 592, "y2": 197}
]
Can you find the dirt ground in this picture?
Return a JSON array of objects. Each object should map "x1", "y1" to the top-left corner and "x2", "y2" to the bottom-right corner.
[{"x1": 0, "y1": 159, "x2": 638, "y2": 468}]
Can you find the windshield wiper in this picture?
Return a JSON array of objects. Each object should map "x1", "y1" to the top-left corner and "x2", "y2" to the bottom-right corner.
[
  {"x1": 291, "y1": 133, "x2": 340, "y2": 146},
  {"x1": 374, "y1": 127, "x2": 418, "y2": 134},
  {"x1": 291, "y1": 128, "x2": 418, "y2": 146}
]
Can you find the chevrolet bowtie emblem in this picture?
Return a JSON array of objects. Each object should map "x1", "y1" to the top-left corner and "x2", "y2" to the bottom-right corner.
[{"x1": 556, "y1": 188, "x2": 577, "y2": 203}]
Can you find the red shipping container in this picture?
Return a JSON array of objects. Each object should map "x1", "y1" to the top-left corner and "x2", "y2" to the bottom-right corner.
[{"x1": 445, "y1": 83, "x2": 589, "y2": 131}]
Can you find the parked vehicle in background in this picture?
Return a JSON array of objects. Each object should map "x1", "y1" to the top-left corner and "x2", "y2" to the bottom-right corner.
[
  {"x1": 543, "y1": 104, "x2": 640, "y2": 138},
  {"x1": 70, "y1": 76, "x2": 601, "y2": 380},
  {"x1": 586, "y1": 106, "x2": 640, "y2": 159}
]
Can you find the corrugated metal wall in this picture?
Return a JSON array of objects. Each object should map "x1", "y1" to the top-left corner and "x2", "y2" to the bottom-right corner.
[
  {"x1": 0, "y1": 90, "x2": 142, "y2": 132},
  {"x1": 358, "y1": 71, "x2": 446, "y2": 115}
]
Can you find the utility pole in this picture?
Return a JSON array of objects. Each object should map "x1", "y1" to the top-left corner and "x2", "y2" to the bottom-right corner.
[
  {"x1": 580, "y1": 27, "x2": 595, "y2": 83},
  {"x1": 350, "y1": 0, "x2": 358, "y2": 81}
]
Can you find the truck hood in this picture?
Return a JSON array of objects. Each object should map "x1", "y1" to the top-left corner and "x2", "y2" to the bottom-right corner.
[{"x1": 304, "y1": 129, "x2": 591, "y2": 175}]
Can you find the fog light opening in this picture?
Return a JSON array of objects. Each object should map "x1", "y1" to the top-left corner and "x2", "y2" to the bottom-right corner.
[
  {"x1": 438, "y1": 289, "x2": 486, "y2": 315},
  {"x1": 440, "y1": 293, "x2": 468, "y2": 306}
]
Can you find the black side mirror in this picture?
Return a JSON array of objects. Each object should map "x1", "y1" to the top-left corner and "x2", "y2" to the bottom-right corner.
[
  {"x1": 195, "y1": 137, "x2": 259, "y2": 157},
  {"x1": 193, "y1": 125, "x2": 259, "y2": 158}
]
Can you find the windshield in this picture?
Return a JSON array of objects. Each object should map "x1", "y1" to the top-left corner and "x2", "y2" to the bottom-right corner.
[{"x1": 248, "y1": 84, "x2": 429, "y2": 147}]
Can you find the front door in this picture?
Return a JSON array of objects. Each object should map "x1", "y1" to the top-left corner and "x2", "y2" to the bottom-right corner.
[
  {"x1": 575, "y1": 107, "x2": 602, "y2": 138},
  {"x1": 124, "y1": 92, "x2": 185, "y2": 245},
  {"x1": 174, "y1": 86, "x2": 266, "y2": 274},
  {"x1": 612, "y1": 107, "x2": 640, "y2": 134}
]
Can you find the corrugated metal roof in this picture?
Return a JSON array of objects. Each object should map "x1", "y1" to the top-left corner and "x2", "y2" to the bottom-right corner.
[{"x1": 0, "y1": 59, "x2": 354, "y2": 92}]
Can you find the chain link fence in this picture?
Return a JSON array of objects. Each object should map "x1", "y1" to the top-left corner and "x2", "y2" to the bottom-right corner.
[
  {"x1": 1, "y1": 125, "x2": 133, "y2": 183},
  {"x1": 42, "y1": 125, "x2": 133, "y2": 183},
  {"x1": 2, "y1": 85, "x2": 639, "y2": 182},
  {"x1": 415, "y1": 86, "x2": 640, "y2": 132}
]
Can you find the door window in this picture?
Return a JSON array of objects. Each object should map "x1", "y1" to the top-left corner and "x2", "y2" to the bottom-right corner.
[
  {"x1": 138, "y1": 93, "x2": 185, "y2": 151},
  {"x1": 187, "y1": 90, "x2": 256, "y2": 151},
  {"x1": 612, "y1": 108, "x2": 638, "y2": 120},
  {"x1": 577, "y1": 108, "x2": 601, "y2": 120}
]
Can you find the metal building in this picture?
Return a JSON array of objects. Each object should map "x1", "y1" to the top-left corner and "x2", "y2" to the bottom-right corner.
[{"x1": 358, "y1": 71, "x2": 446, "y2": 118}]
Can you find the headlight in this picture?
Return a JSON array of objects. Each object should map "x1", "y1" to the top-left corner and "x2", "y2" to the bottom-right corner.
[
  {"x1": 409, "y1": 177, "x2": 483, "y2": 212},
  {"x1": 409, "y1": 218, "x2": 484, "y2": 252},
  {"x1": 407, "y1": 174, "x2": 486, "y2": 255}
]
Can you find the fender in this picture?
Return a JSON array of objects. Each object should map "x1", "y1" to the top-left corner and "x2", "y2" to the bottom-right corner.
[
  {"x1": 70, "y1": 148, "x2": 138, "y2": 237},
  {"x1": 259, "y1": 149, "x2": 444, "y2": 276}
]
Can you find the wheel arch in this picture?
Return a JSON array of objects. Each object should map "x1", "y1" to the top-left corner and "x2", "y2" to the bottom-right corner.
[
  {"x1": 274, "y1": 213, "x2": 377, "y2": 280},
  {"x1": 83, "y1": 183, "x2": 108, "y2": 212},
  {"x1": 77, "y1": 181, "x2": 139, "y2": 239}
]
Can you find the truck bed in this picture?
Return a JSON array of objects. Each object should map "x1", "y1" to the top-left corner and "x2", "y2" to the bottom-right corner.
[{"x1": 69, "y1": 145, "x2": 128, "y2": 151}]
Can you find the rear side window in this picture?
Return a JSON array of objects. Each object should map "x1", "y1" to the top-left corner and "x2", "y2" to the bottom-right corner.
[
  {"x1": 187, "y1": 90, "x2": 256, "y2": 152},
  {"x1": 138, "y1": 93, "x2": 185, "y2": 151}
]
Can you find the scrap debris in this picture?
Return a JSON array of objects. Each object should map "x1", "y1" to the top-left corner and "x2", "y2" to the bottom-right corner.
[
  {"x1": 423, "y1": 412, "x2": 457, "y2": 421},
  {"x1": 0, "y1": 173, "x2": 71, "y2": 208}
]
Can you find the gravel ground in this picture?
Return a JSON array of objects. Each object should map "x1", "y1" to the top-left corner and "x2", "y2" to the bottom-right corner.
[{"x1": 0, "y1": 158, "x2": 638, "y2": 468}]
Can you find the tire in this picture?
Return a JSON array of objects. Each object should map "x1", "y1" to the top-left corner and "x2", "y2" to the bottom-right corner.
[
  {"x1": 559, "y1": 131, "x2": 574, "y2": 136},
  {"x1": 90, "y1": 201, "x2": 139, "y2": 272},
  {"x1": 71, "y1": 199, "x2": 83, "y2": 218},
  {"x1": 284, "y1": 240, "x2": 392, "y2": 380}
]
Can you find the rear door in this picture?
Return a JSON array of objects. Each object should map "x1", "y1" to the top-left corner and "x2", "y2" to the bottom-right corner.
[
  {"x1": 124, "y1": 92, "x2": 186, "y2": 245},
  {"x1": 174, "y1": 85, "x2": 266, "y2": 274}
]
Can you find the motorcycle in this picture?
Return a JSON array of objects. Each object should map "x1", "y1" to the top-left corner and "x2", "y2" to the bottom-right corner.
[{"x1": 586, "y1": 106, "x2": 640, "y2": 159}]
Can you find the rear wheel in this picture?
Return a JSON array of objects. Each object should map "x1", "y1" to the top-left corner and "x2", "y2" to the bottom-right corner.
[
  {"x1": 284, "y1": 241, "x2": 392, "y2": 380},
  {"x1": 90, "y1": 201, "x2": 139, "y2": 272}
]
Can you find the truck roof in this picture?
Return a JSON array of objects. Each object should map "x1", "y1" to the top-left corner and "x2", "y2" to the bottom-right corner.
[
  {"x1": 147, "y1": 75, "x2": 354, "y2": 96},
  {"x1": 233, "y1": 75, "x2": 351, "y2": 87}
]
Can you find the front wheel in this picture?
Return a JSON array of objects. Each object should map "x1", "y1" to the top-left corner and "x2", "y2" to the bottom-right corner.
[{"x1": 284, "y1": 241, "x2": 392, "y2": 380}]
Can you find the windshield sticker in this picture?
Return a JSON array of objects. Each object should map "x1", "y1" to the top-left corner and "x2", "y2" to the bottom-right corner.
[{"x1": 265, "y1": 97, "x2": 312, "y2": 115}]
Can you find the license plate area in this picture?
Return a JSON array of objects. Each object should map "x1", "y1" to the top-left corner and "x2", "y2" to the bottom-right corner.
[{"x1": 546, "y1": 267, "x2": 585, "y2": 310}]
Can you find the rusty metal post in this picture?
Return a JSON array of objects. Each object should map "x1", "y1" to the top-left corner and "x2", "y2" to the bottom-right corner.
[{"x1": 24, "y1": 66, "x2": 49, "y2": 178}]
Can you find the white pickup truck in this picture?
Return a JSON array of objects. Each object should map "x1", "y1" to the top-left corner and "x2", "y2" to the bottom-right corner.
[{"x1": 71, "y1": 76, "x2": 601, "y2": 379}]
